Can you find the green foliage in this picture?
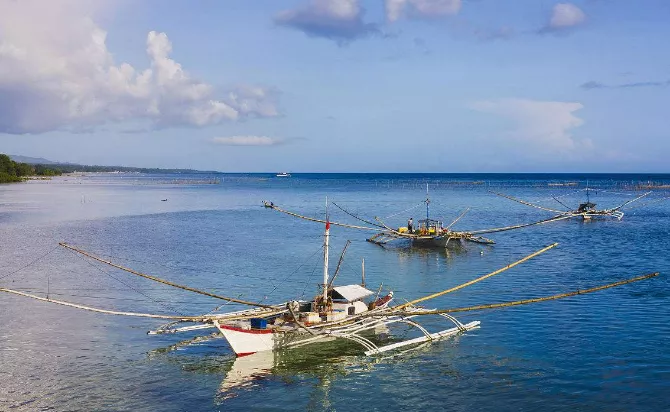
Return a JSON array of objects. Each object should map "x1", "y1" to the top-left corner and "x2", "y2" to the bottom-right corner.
[
  {"x1": 1, "y1": 153, "x2": 214, "y2": 183},
  {"x1": 15, "y1": 162, "x2": 34, "y2": 177},
  {"x1": 0, "y1": 171, "x2": 22, "y2": 183},
  {"x1": 0, "y1": 153, "x2": 62, "y2": 183},
  {"x1": 0, "y1": 154, "x2": 15, "y2": 176}
]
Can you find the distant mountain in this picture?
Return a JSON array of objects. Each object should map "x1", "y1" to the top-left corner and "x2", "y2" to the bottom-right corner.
[
  {"x1": 8, "y1": 155, "x2": 58, "y2": 164},
  {"x1": 6, "y1": 154, "x2": 218, "y2": 174}
]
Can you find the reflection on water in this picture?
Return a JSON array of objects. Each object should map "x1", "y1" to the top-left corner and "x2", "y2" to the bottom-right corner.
[{"x1": 2, "y1": 174, "x2": 670, "y2": 411}]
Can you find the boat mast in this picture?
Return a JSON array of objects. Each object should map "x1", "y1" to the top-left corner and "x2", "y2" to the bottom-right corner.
[
  {"x1": 425, "y1": 183, "x2": 430, "y2": 223},
  {"x1": 361, "y1": 258, "x2": 366, "y2": 287},
  {"x1": 323, "y1": 197, "x2": 330, "y2": 303}
]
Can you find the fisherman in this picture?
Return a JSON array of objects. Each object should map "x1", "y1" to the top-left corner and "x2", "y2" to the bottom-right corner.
[{"x1": 407, "y1": 217, "x2": 413, "y2": 233}]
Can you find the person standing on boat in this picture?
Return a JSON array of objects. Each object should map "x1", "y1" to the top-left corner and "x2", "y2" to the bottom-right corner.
[{"x1": 408, "y1": 218, "x2": 414, "y2": 233}]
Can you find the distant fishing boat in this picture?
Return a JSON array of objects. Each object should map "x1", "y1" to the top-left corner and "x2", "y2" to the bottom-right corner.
[
  {"x1": 265, "y1": 184, "x2": 566, "y2": 249},
  {"x1": 276, "y1": 172, "x2": 291, "y2": 177},
  {"x1": 492, "y1": 186, "x2": 651, "y2": 221}
]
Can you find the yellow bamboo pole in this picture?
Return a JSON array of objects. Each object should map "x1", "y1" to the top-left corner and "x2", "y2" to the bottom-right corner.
[
  {"x1": 59, "y1": 243, "x2": 275, "y2": 308},
  {"x1": 405, "y1": 272, "x2": 659, "y2": 314},
  {"x1": 394, "y1": 243, "x2": 559, "y2": 310}
]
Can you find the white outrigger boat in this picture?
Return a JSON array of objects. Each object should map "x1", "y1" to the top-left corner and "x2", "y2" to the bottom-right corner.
[
  {"x1": 491, "y1": 187, "x2": 652, "y2": 221},
  {"x1": 0, "y1": 217, "x2": 659, "y2": 358},
  {"x1": 151, "y1": 218, "x2": 484, "y2": 357}
]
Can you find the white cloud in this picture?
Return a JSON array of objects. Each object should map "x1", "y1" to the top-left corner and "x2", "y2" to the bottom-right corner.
[
  {"x1": 470, "y1": 98, "x2": 590, "y2": 152},
  {"x1": 275, "y1": 0, "x2": 377, "y2": 43},
  {"x1": 546, "y1": 3, "x2": 586, "y2": 31},
  {"x1": 385, "y1": 0, "x2": 462, "y2": 22},
  {"x1": 211, "y1": 136, "x2": 286, "y2": 146},
  {"x1": 0, "y1": 0, "x2": 278, "y2": 134}
]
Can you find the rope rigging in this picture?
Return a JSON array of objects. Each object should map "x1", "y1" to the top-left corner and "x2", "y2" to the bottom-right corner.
[
  {"x1": 382, "y1": 201, "x2": 425, "y2": 219},
  {"x1": 331, "y1": 201, "x2": 386, "y2": 228},
  {"x1": 59, "y1": 243, "x2": 275, "y2": 308},
  {"x1": 69, "y1": 248, "x2": 188, "y2": 316},
  {"x1": 0, "y1": 245, "x2": 59, "y2": 282}
]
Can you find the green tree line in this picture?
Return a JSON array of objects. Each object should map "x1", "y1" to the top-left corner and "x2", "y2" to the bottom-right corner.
[{"x1": 0, "y1": 154, "x2": 61, "y2": 183}]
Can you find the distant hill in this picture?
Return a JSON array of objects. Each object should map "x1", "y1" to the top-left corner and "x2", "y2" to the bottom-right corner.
[
  {"x1": 9, "y1": 155, "x2": 58, "y2": 164},
  {"x1": 7, "y1": 154, "x2": 218, "y2": 174}
]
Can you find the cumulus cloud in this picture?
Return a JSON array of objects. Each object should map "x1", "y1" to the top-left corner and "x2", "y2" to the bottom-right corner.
[
  {"x1": 0, "y1": 0, "x2": 278, "y2": 134},
  {"x1": 385, "y1": 0, "x2": 462, "y2": 22},
  {"x1": 470, "y1": 98, "x2": 590, "y2": 152},
  {"x1": 211, "y1": 136, "x2": 287, "y2": 146},
  {"x1": 541, "y1": 3, "x2": 586, "y2": 33},
  {"x1": 275, "y1": 0, "x2": 377, "y2": 43}
]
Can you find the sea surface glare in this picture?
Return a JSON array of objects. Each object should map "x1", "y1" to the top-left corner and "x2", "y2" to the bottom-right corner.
[{"x1": 1, "y1": 173, "x2": 669, "y2": 411}]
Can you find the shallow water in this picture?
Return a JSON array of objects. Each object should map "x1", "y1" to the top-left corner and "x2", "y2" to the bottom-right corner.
[{"x1": 1, "y1": 174, "x2": 669, "y2": 411}]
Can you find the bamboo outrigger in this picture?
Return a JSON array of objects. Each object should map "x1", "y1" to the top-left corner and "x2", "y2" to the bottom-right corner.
[
  {"x1": 0, "y1": 220, "x2": 659, "y2": 358},
  {"x1": 492, "y1": 187, "x2": 652, "y2": 221},
  {"x1": 263, "y1": 185, "x2": 570, "y2": 248}
]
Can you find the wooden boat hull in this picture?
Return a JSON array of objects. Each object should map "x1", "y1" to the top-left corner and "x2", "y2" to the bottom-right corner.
[
  {"x1": 216, "y1": 323, "x2": 280, "y2": 356},
  {"x1": 215, "y1": 294, "x2": 398, "y2": 356},
  {"x1": 411, "y1": 236, "x2": 463, "y2": 249}
]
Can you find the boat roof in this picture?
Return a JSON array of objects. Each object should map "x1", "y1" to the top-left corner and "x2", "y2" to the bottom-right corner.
[{"x1": 331, "y1": 285, "x2": 374, "y2": 302}]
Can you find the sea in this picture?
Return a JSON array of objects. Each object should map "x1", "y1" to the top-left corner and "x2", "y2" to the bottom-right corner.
[{"x1": 1, "y1": 173, "x2": 669, "y2": 411}]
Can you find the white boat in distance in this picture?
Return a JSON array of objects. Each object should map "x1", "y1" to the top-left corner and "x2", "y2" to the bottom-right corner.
[{"x1": 276, "y1": 172, "x2": 291, "y2": 177}]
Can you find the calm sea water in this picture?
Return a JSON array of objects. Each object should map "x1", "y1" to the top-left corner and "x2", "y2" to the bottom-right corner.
[{"x1": 1, "y1": 173, "x2": 669, "y2": 411}]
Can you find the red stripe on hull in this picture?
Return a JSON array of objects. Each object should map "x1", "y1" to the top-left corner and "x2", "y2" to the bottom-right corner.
[
  {"x1": 236, "y1": 352, "x2": 257, "y2": 357},
  {"x1": 218, "y1": 325, "x2": 274, "y2": 334}
]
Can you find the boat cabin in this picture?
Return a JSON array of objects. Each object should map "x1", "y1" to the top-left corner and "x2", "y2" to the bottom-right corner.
[
  {"x1": 330, "y1": 284, "x2": 374, "y2": 315},
  {"x1": 417, "y1": 218, "x2": 444, "y2": 235},
  {"x1": 577, "y1": 202, "x2": 596, "y2": 213}
]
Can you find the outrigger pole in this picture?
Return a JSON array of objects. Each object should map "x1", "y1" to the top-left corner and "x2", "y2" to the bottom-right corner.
[
  {"x1": 264, "y1": 202, "x2": 380, "y2": 232},
  {"x1": 401, "y1": 272, "x2": 659, "y2": 314},
  {"x1": 394, "y1": 243, "x2": 559, "y2": 310},
  {"x1": 609, "y1": 191, "x2": 652, "y2": 211},
  {"x1": 58, "y1": 243, "x2": 275, "y2": 309}
]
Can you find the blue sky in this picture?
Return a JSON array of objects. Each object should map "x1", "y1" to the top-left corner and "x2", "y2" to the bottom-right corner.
[{"x1": 1, "y1": 0, "x2": 669, "y2": 172}]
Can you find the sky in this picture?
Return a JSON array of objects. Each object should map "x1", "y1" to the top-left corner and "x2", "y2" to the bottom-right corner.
[{"x1": 0, "y1": 0, "x2": 669, "y2": 172}]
